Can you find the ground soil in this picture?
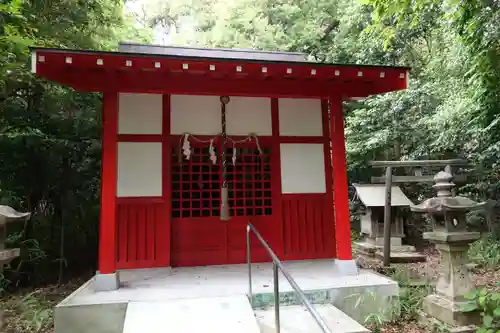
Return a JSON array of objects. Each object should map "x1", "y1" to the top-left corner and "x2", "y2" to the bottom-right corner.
[
  {"x1": 0, "y1": 280, "x2": 82, "y2": 333},
  {"x1": 357, "y1": 247, "x2": 500, "y2": 291}
]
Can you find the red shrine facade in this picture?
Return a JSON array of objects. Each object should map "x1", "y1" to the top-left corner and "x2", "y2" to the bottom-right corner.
[{"x1": 31, "y1": 43, "x2": 409, "y2": 290}]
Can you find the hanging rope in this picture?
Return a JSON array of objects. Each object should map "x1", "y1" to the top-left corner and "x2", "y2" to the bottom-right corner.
[
  {"x1": 176, "y1": 131, "x2": 262, "y2": 167},
  {"x1": 220, "y1": 96, "x2": 231, "y2": 221}
]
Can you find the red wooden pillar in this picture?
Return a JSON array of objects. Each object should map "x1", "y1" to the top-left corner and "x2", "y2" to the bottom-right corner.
[
  {"x1": 271, "y1": 98, "x2": 284, "y2": 257},
  {"x1": 161, "y1": 94, "x2": 172, "y2": 267},
  {"x1": 97, "y1": 92, "x2": 119, "y2": 289},
  {"x1": 329, "y1": 96, "x2": 353, "y2": 260}
]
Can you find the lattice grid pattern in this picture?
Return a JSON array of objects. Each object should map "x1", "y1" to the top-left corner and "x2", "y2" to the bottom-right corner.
[
  {"x1": 171, "y1": 144, "x2": 272, "y2": 218},
  {"x1": 171, "y1": 146, "x2": 220, "y2": 218},
  {"x1": 227, "y1": 147, "x2": 272, "y2": 216}
]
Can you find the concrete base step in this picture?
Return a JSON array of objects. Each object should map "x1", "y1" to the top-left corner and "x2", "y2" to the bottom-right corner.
[
  {"x1": 122, "y1": 295, "x2": 260, "y2": 333},
  {"x1": 254, "y1": 304, "x2": 370, "y2": 333}
]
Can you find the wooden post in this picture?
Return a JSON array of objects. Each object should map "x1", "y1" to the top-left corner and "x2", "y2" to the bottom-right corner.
[
  {"x1": 99, "y1": 92, "x2": 118, "y2": 275},
  {"x1": 329, "y1": 96, "x2": 353, "y2": 260},
  {"x1": 383, "y1": 166, "x2": 393, "y2": 267}
]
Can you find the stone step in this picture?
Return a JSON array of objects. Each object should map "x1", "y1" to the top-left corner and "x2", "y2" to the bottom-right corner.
[
  {"x1": 375, "y1": 251, "x2": 426, "y2": 263},
  {"x1": 122, "y1": 295, "x2": 261, "y2": 333},
  {"x1": 254, "y1": 304, "x2": 370, "y2": 333},
  {"x1": 0, "y1": 248, "x2": 20, "y2": 265},
  {"x1": 356, "y1": 241, "x2": 417, "y2": 253}
]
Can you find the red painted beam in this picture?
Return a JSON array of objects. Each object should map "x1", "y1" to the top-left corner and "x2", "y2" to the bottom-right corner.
[
  {"x1": 36, "y1": 59, "x2": 407, "y2": 98},
  {"x1": 41, "y1": 67, "x2": 391, "y2": 98}
]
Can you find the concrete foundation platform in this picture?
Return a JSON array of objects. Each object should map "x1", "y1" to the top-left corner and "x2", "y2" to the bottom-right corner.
[{"x1": 55, "y1": 260, "x2": 399, "y2": 333}]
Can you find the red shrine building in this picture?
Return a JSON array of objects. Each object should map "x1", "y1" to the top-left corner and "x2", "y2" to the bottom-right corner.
[{"x1": 31, "y1": 43, "x2": 409, "y2": 291}]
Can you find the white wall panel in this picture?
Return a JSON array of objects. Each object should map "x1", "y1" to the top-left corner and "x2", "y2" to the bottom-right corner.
[
  {"x1": 118, "y1": 93, "x2": 163, "y2": 134},
  {"x1": 117, "y1": 142, "x2": 162, "y2": 197},
  {"x1": 226, "y1": 97, "x2": 272, "y2": 135},
  {"x1": 280, "y1": 143, "x2": 326, "y2": 194},
  {"x1": 278, "y1": 98, "x2": 323, "y2": 136},
  {"x1": 170, "y1": 95, "x2": 221, "y2": 135}
]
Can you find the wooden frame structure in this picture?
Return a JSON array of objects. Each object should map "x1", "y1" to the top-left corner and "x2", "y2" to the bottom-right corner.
[{"x1": 369, "y1": 159, "x2": 469, "y2": 266}]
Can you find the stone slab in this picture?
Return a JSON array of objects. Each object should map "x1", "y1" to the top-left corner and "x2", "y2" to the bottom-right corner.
[
  {"x1": 422, "y1": 295, "x2": 480, "y2": 327},
  {"x1": 423, "y1": 232, "x2": 480, "y2": 243},
  {"x1": 417, "y1": 310, "x2": 478, "y2": 333},
  {"x1": 123, "y1": 295, "x2": 260, "y2": 333},
  {"x1": 255, "y1": 304, "x2": 369, "y2": 333},
  {"x1": 375, "y1": 251, "x2": 427, "y2": 263},
  {"x1": 0, "y1": 248, "x2": 20, "y2": 264},
  {"x1": 356, "y1": 241, "x2": 417, "y2": 253}
]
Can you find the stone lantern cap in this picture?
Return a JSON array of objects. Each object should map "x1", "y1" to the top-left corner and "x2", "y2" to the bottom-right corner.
[
  {"x1": 0, "y1": 205, "x2": 30, "y2": 225},
  {"x1": 410, "y1": 171, "x2": 486, "y2": 213}
]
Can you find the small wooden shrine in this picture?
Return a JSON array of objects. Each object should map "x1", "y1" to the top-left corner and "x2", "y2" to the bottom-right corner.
[
  {"x1": 353, "y1": 184, "x2": 412, "y2": 248},
  {"x1": 30, "y1": 43, "x2": 409, "y2": 291}
]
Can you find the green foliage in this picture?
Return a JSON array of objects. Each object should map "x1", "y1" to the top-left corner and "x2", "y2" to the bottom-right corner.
[
  {"x1": 351, "y1": 229, "x2": 362, "y2": 242},
  {"x1": 468, "y1": 236, "x2": 500, "y2": 269},
  {"x1": 463, "y1": 287, "x2": 500, "y2": 332},
  {"x1": 16, "y1": 292, "x2": 53, "y2": 332},
  {"x1": 399, "y1": 285, "x2": 430, "y2": 320},
  {"x1": 386, "y1": 266, "x2": 432, "y2": 320},
  {"x1": 354, "y1": 266, "x2": 432, "y2": 331},
  {"x1": 0, "y1": 0, "x2": 152, "y2": 288}
]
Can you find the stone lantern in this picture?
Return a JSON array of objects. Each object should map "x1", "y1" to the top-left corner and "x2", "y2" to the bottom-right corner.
[
  {"x1": 0, "y1": 205, "x2": 30, "y2": 274},
  {"x1": 411, "y1": 171, "x2": 485, "y2": 331},
  {"x1": 0, "y1": 205, "x2": 30, "y2": 329}
]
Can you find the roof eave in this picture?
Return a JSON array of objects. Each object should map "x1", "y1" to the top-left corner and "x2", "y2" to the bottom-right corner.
[{"x1": 28, "y1": 46, "x2": 411, "y2": 71}]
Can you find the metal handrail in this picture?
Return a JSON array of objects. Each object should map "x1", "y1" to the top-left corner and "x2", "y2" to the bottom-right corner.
[{"x1": 246, "y1": 223, "x2": 332, "y2": 333}]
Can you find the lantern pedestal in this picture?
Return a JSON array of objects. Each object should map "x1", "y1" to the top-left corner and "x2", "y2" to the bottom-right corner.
[{"x1": 420, "y1": 232, "x2": 481, "y2": 329}]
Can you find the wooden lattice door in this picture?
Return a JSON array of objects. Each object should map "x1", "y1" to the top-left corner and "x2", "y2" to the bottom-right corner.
[{"x1": 170, "y1": 139, "x2": 277, "y2": 267}]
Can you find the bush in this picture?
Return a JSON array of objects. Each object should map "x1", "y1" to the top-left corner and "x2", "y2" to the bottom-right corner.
[
  {"x1": 468, "y1": 236, "x2": 500, "y2": 269},
  {"x1": 462, "y1": 287, "x2": 500, "y2": 333}
]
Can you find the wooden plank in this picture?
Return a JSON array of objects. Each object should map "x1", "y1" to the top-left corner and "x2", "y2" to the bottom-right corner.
[
  {"x1": 369, "y1": 159, "x2": 468, "y2": 168},
  {"x1": 371, "y1": 174, "x2": 467, "y2": 184},
  {"x1": 383, "y1": 166, "x2": 392, "y2": 267}
]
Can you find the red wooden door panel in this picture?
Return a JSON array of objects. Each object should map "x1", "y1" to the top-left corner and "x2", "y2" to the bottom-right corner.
[{"x1": 170, "y1": 138, "x2": 278, "y2": 267}]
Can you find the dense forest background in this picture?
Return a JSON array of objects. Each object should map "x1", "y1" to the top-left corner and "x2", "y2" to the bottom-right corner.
[{"x1": 1, "y1": 0, "x2": 500, "y2": 289}]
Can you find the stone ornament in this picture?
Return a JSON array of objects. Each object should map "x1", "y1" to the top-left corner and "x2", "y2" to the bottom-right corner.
[
  {"x1": 411, "y1": 170, "x2": 484, "y2": 331},
  {"x1": 0, "y1": 205, "x2": 31, "y2": 272},
  {"x1": 411, "y1": 171, "x2": 486, "y2": 233}
]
